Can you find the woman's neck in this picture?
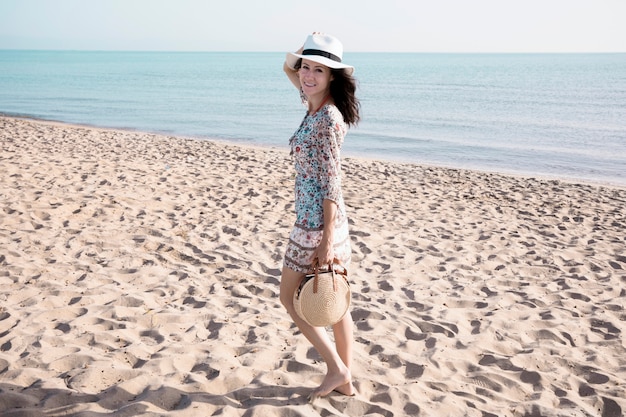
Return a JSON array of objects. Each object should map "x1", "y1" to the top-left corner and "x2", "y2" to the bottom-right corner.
[{"x1": 308, "y1": 93, "x2": 331, "y2": 115}]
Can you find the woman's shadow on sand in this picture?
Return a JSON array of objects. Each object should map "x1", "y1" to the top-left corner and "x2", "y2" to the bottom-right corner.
[{"x1": 0, "y1": 382, "x2": 319, "y2": 416}]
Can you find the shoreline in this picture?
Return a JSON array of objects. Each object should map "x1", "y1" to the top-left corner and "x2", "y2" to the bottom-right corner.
[
  {"x1": 1, "y1": 115, "x2": 625, "y2": 416},
  {"x1": 3, "y1": 112, "x2": 625, "y2": 190}
]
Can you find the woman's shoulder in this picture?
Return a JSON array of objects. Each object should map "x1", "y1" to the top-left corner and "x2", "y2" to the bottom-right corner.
[
  {"x1": 319, "y1": 104, "x2": 345, "y2": 124},
  {"x1": 315, "y1": 105, "x2": 347, "y2": 142}
]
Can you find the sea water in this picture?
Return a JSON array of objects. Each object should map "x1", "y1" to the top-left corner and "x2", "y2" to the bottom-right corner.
[{"x1": 1, "y1": 51, "x2": 624, "y2": 185}]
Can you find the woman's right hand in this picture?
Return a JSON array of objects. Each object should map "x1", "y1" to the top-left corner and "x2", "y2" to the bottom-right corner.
[{"x1": 284, "y1": 43, "x2": 304, "y2": 89}]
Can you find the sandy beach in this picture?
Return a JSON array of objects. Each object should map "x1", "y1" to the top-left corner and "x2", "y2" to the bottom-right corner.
[{"x1": 1, "y1": 115, "x2": 625, "y2": 416}]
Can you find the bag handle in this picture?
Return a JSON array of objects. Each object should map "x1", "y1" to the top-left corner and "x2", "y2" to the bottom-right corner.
[{"x1": 310, "y1": 258, "x2": 348, "y2": 293}]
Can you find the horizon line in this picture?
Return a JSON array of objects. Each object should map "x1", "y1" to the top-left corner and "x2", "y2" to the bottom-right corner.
[{"x1": 1, "y1": 48, "x2": 625, "y2": 54}]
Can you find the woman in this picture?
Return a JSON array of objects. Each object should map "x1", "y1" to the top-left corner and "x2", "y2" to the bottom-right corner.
[{"x1": 279, "y1": 33, "x2": 360, "y2": 401}]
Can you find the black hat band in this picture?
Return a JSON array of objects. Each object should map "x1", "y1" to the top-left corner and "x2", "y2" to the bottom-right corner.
[{"x1": 302, "y1": 49, "x2": 342, "y2": 63}]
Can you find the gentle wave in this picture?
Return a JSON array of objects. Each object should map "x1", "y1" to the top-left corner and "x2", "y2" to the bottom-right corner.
[{"x1": 1, "y1": 51, "x2": 625, "y2": 185}]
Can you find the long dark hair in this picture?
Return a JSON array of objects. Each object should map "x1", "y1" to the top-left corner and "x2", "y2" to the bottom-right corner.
[
  {"x1": 330, "y1": 68, "x2": 361, "y2": 127},
  {"x1": 295, "y1": 59, "x2": 361, "y2": 127}
]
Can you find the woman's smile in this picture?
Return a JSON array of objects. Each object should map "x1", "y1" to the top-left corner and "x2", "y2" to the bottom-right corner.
[{"x1": 299, "y1": 59, "x2": 332, "y2": 98}]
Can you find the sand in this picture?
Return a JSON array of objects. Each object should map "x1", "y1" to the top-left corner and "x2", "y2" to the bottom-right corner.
[{"x1": 0, "y1": 115, "x2": 625, "y2": 417}]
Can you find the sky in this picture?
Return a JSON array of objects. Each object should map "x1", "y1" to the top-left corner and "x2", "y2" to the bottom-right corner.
[{"x1": 0, "y1": 0, "x2": 624, "y2": 53}]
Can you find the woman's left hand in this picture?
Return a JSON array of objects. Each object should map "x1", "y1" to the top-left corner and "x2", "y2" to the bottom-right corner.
[{"x1": 312, "y1": 239, "x2": 334, "y2": 267}]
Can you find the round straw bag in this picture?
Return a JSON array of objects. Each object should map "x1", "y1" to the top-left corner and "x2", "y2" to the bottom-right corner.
[{"x1": 293, "y1": 259, "x2": 351, "y2": 327}]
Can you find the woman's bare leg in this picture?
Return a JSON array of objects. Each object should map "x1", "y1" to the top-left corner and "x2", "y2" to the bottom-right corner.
[
  {"x1": 331, "y1": 313, "x2": 356, "y2": 396},
  {"x1": 280, "y1": 266, "x2": 352, "y2": 399}
]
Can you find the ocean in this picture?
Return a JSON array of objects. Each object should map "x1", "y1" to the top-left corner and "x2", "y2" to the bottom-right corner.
[{"x1": 1, "y1": 51, "x2": 625, "y2": 186}]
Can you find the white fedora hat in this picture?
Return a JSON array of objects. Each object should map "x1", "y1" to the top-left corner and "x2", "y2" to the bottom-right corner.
[{"x1": 286, "y1": 33, "x2": 354, "y2": 75}]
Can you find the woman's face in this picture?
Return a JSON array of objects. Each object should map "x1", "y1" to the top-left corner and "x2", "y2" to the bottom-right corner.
[{"x1": 299, "y1": 59, "x2": 333, "y2": 98}]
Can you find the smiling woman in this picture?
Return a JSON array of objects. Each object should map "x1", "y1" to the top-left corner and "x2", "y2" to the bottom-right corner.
[
  {"x1": 278, "y1": 33, "x2": 361, "y2": 402},
  {"x1": 296, "y1": 61, "x2": 334, "y2": 115}
]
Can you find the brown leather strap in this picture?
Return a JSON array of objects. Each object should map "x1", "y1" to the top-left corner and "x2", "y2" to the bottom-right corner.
[{"x1": 310, "y1": 258, "x2": 348, "y2": 294}]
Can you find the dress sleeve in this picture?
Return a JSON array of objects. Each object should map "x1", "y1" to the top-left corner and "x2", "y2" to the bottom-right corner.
[{"x1": 314, "y1": 110, "x2": 343, "y2": 203}]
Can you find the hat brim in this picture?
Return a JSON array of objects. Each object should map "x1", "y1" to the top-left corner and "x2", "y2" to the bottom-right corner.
[{"x1": 286, "y1": 52, "x2": 354, "y2": 75}]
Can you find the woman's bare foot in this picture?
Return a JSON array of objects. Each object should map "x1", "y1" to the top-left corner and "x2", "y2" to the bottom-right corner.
[
  {"x1": 333, "y1": 381, "x2": 356, "y2": 396},
  {"x1": 308, "y1": 369, "x2": 352, "y2": 402}
]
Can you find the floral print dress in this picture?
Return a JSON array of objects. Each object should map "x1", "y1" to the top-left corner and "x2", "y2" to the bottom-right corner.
[{"x1": 283, "y1": 100, "x2": 351, "y2": 274}]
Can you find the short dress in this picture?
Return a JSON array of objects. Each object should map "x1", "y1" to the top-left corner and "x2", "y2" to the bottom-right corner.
[{"x1": 283, "y1": 102, "x2": 352, "y2": 274}]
